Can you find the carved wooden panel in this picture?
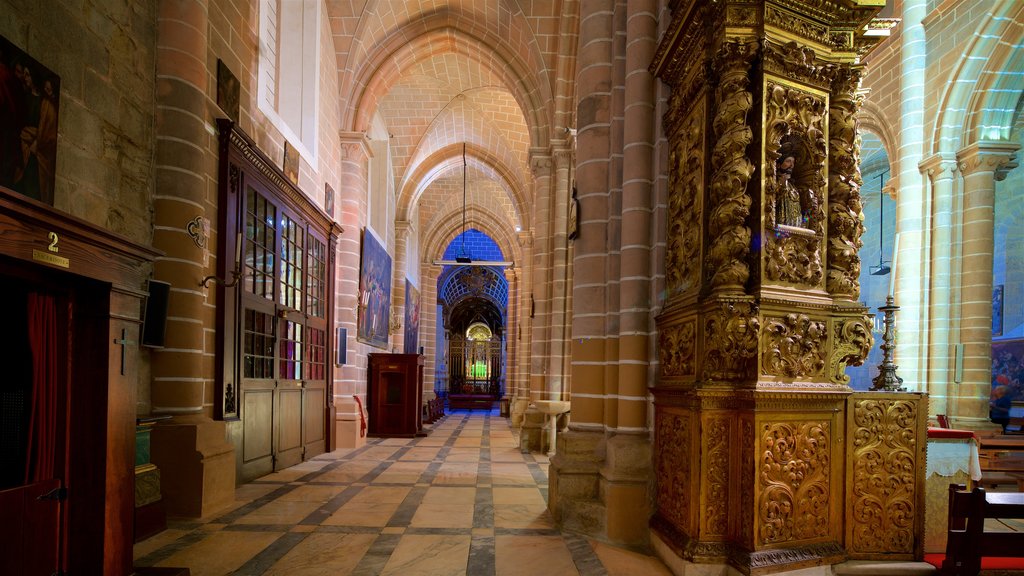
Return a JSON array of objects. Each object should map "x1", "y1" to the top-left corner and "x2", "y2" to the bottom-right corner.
[
  {"x1": 666, "y1": 101, "x2": 705, "y2": 298},
  {"x1": 760, "y1": 313, "x2": 827, "y2": 378},
  {"x1": 656, "y1": 407, "x2": 695, "y2": 535},
  {"x1": 845, "y1": 393, "x2": 926, "y2": 559},
  {"x1": 703, "y1": 300, "x2": 760, "y2": 382},
  {"x1": 757, "y1": 419, "x2": 832, "y2": 546},
  {"x1": 701, "y1": 413, "x2": 732, "y2": 538},
  {"x1": 827, "y1": 67, "x2": 865, "y2": 299},
  {"x1": 660, "y1": 318, "x2": 697, "y2": 379}
]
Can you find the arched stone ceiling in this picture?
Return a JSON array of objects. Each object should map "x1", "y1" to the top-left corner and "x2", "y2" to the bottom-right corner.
[{"x1": 325, "y1": 0, "x2": 568, "y2": 267}]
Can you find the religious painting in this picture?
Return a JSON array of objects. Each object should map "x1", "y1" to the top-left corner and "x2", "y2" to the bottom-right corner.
[
  {"x1": 994, "y1": 284, "x2": 1004, "y2": 337},
  {"x1": 992, "y1": 339, "x2": 1024, "y2": 426},
  {"x1": 357, "y1": 228, "x2": 392, "y2": 348},
  {"x1": 324, "y1": 182, "x2": 335, "y2": 218},
  {"x1": 283, "y1": 141, "x2": 300, "y2": 185},
  {"x1": 404, "y1": 279, "x2": 420, "y2": 354},
  {"x1": 0, "y1": 34, "x2": 60, "y2": 205},
  {"x1": 216, "y1": 59, "x2": 240, "y2": 123}
]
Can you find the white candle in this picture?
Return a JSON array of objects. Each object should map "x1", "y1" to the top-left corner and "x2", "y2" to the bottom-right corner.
[{"x1": 235, "y1": 231, "x2": 243, "y2": 268}]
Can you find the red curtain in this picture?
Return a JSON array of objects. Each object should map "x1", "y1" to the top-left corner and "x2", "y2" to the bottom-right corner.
[{"x1": 25, "y1": 292, "x2": 58, "y2": 484}]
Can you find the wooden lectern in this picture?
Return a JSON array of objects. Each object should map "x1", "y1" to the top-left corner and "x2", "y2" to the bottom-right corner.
[{"x1": 367, "y1": 353, "x2": 424, "y2": 437}]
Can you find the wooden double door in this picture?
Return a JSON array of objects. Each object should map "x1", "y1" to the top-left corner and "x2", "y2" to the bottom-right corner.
[{"x1": 219, "y1": 122, "x2": 338, "y2": 484}]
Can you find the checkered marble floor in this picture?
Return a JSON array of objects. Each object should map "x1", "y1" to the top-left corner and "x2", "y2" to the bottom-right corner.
[{"x1": 133, "y1": 410, "x2": 672, "y2": 576}]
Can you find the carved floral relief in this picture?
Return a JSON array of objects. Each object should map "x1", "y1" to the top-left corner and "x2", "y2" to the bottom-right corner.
[
  {"x1": 703, "y1": 301, "x2": 760, "y2": 382},
  {"x1": 704, "y1": 415, "x2": 731, "y2": 536},
  {"x1": 828, "y1": 316, "x2": 873, "y2": 385},
  {"x1": 661, "y1": 319, "x2": 697, "y2": 378},
  {"x1": 761, "y1": 314, "x2": 827, "y2": 378},
  {"x1": 667, "y1": 102, "x2": 705, "y2": 297},
  {"x1": 656, "y1": 410, "x2": 692, "y2": 532},
  {"x1": 827, "y1": 66, "x2": 866, "y2": 298},
  {"x1": 849, "y1": 398, "x2": 919, "y2": 554},
  {"x1": 759, "y1": 421, "x2": 831, "y2": 545}
]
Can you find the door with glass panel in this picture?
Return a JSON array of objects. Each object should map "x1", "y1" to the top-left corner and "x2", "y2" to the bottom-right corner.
[{"x1": 239, "y1": 185, "x2": 328, "y2": 481}]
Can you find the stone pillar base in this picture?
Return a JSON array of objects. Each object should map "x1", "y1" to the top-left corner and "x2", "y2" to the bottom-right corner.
[
  {"x1": 520, "y1": 407, "x2": 546, "y2": 452},
  {"x1": 949, "y1": 415, "x2": 1002, "y2": 433},
  {"x1": 548, "y1": 429, "x2": 607, "y2": 538},
  {"x1": 336, "y1": 397, "x2": 368, "y2": 449},
  {"x1": 602, "y1": 433, "x2": 652, "y2": 545},
  {"x1": 151, "y1": 417, "x2": 235, "y2": 518},
  {"x1": 510, "y1": 397, "x2": 530, "y2": 429}
]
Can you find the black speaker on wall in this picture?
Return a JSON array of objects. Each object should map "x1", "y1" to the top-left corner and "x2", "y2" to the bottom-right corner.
[
  {"x1": 337, "y1": 327, "x2": 347, "y2": 365},
  {"x1": 142, "y1": 280, "x2": 171, "y2": 348}
]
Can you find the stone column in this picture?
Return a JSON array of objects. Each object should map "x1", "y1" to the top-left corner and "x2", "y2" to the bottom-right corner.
[
  {"x1": 599, "y1": 0, "x2": 658, "y2": 546},
  {"x1": 148, "y1": 0, "x2": 235, "y2": 518},
  {"x1": 511, "y1": 231, "x2": 534, "y2": 427},
  {"x1": 547, "y1": 145, "x2": 573, "y2": 402},
  {"x1": 893, "y1": 0, "x2": 929, "y2": 389},
  {"x1": 334, "y1": 132, "x2": 371, "y2": 448},
  {"x1": 953, "y1": 142, "x2": 1020, "y2": 425},
  {"x1": 921, "y1": 154, "x2": 958, "y2": 418},
  {"x1": 547, "y1": 0, "x2": 614, "y2": 542},
  {"x1": 421, "y1": 263, "x2": 443, "y2": 399},
  {"x1": 392, "y1": 220, "x2": 410, "y2": 353},
  {"x1": 529, "y1": 152, "x2": 553, "y2": 404}
]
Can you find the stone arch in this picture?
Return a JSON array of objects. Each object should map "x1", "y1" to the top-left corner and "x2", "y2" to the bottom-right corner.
[
  {"x1": 857, "y1": 100, "x2": 897, "y2": 178},
  {"x1": 398, "y1": 143, "x2": 528, "y2": 229},
  {"x1": 931, "y1": 0, "x2": 1024, "y2": 154},
  {"x1": 343, "y1": 20, "x2": 551, "y2": 151},
  {"x1": 422, "y1": 207, "x2": 522, "y2": 268}
]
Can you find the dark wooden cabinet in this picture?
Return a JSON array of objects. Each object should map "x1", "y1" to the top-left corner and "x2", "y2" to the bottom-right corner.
[{"x1": 367, "y1": 354, "x2": 424, "y2": 437}]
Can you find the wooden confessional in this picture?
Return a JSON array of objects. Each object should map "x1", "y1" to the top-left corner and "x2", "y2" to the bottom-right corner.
[{"x1": 0, "y1": 187, "x2": 158, "y2": 576}]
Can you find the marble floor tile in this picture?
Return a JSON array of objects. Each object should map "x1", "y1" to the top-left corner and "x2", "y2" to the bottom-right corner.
[
  {"x1": 261, "y1": 532, "x2": 376, "y2": 576},
  {"x1": 234, "y1": 499, "x2": 323, "y2": 525},
  {"x1": 275, "y1": 484, "x2": 346, "y2": 503},
  {"x1": 324, "y1": 500, "x2": 401, "y2": 527},
  {"x1": 409, "y1": 502, "x2": 476, "y2": 528},
  {"x1": 495, "y1": 535, "x2": 578, "y2": 576},
  {"x1": 132, "y1": 529, "x2": 191, "y2": 561},
  {"x1": 350, "y1": 485, "x2": 412, "y2": 504},
  {"x1": 133, "y1": 411, "x2": 675, "y2": 576},
  {"x1": 493, "y1": 504, "x2": 555, "y2": 529},
  {"x1": 590, "y1": 539, "x2": 675, "y2": 576},
  {"x1": 380, "y1": 534, "x2": 472, "y2": 576},
  {"x1": 492, "y1": 487, "x2": 547, "y2": 507},
  {"x1": 154, "y1": 530, "x2": 281, "y2": 576}
]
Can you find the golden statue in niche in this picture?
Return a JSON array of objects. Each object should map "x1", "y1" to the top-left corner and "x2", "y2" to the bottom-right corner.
[{"x1": 776, "y1": 154, "x2": 803, "y2": 227}]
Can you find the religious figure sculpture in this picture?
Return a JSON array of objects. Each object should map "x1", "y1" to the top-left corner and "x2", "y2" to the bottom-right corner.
[{"x1": 776, "y1": 155, "x2": 805, "y2": 227}]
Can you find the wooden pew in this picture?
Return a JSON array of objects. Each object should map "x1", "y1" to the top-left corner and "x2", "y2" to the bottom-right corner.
[{"x1": 943, "y1": 484, "x2": 1024, "y2": 575}]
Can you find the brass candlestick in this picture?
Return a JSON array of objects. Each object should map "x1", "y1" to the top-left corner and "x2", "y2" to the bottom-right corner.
[{"x1": 871, "y1": 295, "x2": 905, "y2": 392}]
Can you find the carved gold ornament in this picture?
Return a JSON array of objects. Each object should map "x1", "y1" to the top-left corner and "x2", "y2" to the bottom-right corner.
[
  {"x1": 761, "y1": 314, "x2": 827, "y2": 378},
  {"x1": 656, "y1": 411, "x2": 692, "y2": 532},
  {"x1": 848, "y1": 398, "x2": 920, "y2": 554},
  {"x1": 703, "y1": 300, "x2": 760, "y2": 381},
  {"x1": 706, "y1": 40, "x2": 757, "y2": 292},
  {"x1": 661, "y1": 319, "x2": 697, "y2": 378},
  {"x1": 667, "y1": 103, "x2": 705, "y2": 297},
  {"x1": 704, "y1": 416, "x2": 731, "y2": 536},
  {"x1": 828, "y1": 316, "x2": 873, "y2": 385},
  {"x1": 827, "y1": 66, "x2": 866, "y2": 298},
  {"x1": 759, "y1": 421, "x2": 831, "y2": 545}
]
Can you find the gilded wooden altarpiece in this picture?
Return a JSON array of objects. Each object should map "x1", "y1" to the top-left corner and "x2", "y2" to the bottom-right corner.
[{"x1": 651, "y1": 1, "x2": 926, "y2": 574}]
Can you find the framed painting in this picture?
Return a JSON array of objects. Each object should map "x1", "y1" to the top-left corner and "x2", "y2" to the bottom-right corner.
[
  {"x1": 283, "y1": 141, "x2": 300, "y2": 185},
  {"x1": 991, "y1": 338, "x2": 1024, "y2": 426},
  {"x1": 357, "y1": 228, "x2": 392, "y2": 348},
  {"x1": 0, "y1": 34, "x2": 60, "y2": 205},
  {"x1": 325, "y1": 182, "x2": 335, "y2": 218},
  {"x1": 404, "y1": 279, "x2": 420, "y2": 354}
]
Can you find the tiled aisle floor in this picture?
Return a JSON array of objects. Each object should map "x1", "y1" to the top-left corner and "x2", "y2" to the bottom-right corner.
[{"x1": 133, "y1": 410, "x2": 673, "y2": 576}]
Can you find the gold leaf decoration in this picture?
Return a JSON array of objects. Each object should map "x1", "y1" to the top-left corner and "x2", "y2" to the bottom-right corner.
[
  {"x1": 703, "y1": 300, "x2": 760, "y2": 381},
  {"x1": 759, "y1": 421, "x2": 831, "y2": 545},
  {"x1": 705, "y1": 416, "x2": 731, "y2": 536},
  {"x1": 761, "y1": 314, "x2": 827, "y2": 378},
  {"x1": 706, "y1": 40, "x2": 757, "y2": 292},
  {"x1": 661, "y1": 319, "x2": 697, "y2": 378},
  {"x1": 829, "y1": 316, "x2": 873, "y2": 385},
  {"x1": 666, "y1": 103, "x2": 705, "y2": 297},
  {"x1": 656, "y1": 410, "x2": 691, "y2": 532},
  {"x1": 849, "y1": 398, "x2": 918, "y2": 554},
  {"x1": 827, "y1": 66, "x2": 865, "y2": 298}
]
